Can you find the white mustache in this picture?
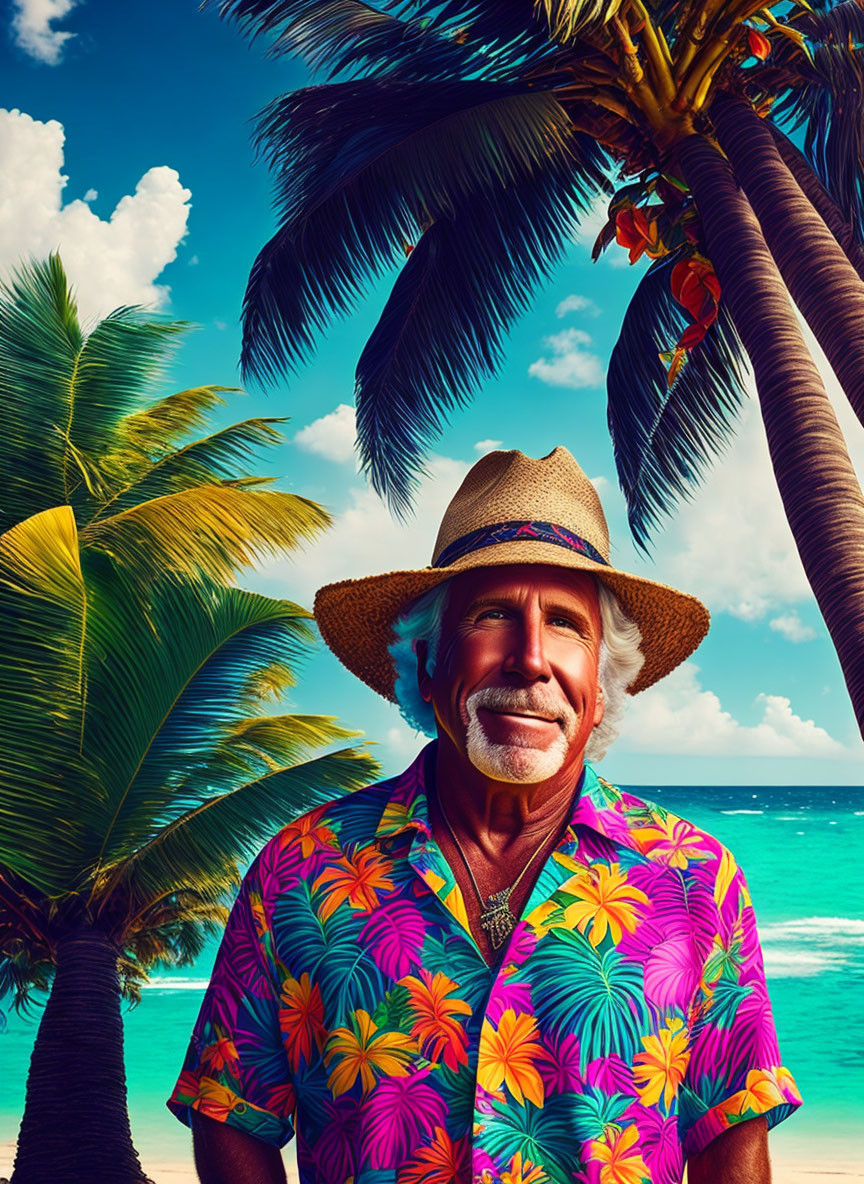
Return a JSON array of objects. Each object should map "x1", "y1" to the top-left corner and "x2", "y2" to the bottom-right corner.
[{"x1": 466, "y1": 685, "x2": 577, "y2": 738}]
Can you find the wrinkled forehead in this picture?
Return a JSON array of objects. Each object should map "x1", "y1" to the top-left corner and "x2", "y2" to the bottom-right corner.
[{"x1": 441, "y1": 563, "x2": 602, "y2": 626}]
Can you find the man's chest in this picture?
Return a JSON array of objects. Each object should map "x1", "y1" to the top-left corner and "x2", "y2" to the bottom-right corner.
[{"x1": 267, "y1": 834, "x2": 705, "y2": 1184}]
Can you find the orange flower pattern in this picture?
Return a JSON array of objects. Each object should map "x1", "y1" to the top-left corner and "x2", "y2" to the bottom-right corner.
[{"x1": 168, "y1": 743, "x2": 801, "y2": 1180}]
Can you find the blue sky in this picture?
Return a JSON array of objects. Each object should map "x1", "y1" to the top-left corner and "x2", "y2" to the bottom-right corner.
[{"x1": 3, "y1": 0, "x2": 863, "y2": 784}]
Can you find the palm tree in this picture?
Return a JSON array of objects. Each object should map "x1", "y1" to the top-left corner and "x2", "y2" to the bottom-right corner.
[
  {"x1": 0, "y1": 256, "x2": 381, "y2": 1184},
  {"x1": 209, "y1": 0, "x2": 864, "y2": 736}
]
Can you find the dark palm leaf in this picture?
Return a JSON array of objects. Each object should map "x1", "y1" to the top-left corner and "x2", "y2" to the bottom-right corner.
[
  {"x1": 239, "y1": 78, "x2": 578, "y2": 383},
  {"x1": 772, "y1": 37, "x2": 864, "y2": 240},
  {"x1": 208, "y1": 0, "x2": 494, "y2": 80},
  {"x1": 402, "y1": 0, "x2": 556, "y2": 73},
  {"x1": 606, "y1": 253, "x2": 749, "y2": 551},
  {"x1": 355, "y1": 140, "x2": 609, "y2": 513},
  {"x1": 794, "y1": 0, "x2": 864, "y2": 43},
  {"x1": 211, "y1": 0, "x2": 555, "y2": 77}
]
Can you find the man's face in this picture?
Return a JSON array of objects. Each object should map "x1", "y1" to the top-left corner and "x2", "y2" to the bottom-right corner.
[{"x1": 420, "y1": 564, "x2": 605, "y2": 783}]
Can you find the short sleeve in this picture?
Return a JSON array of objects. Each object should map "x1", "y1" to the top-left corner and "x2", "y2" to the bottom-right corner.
[
  {"x1": 166, "y1": 853, "x2": 295, "y2": 1148},
  {"x1": 678, "y1": 848, "x2": 802, "y2": 1160}
]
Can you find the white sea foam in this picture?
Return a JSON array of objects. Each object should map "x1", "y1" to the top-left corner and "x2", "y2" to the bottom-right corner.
[
  {"x1": 762, "y1": 948, "x2": 850, "y2": 977},
  {"x1": 721, "y1": 809, "x2": 764, "y2": 815},
  {"x1": 142, "y1": 977, "x2": 209, "y2": 991},
  {"x1": 760, "y1": 917, "x2": 864, "y2": 977},
  {"x1": 761, "y1": 917, "x2": 864, "y2": 943}
]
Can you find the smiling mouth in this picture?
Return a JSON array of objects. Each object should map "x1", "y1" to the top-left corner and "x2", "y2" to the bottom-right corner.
[{"x1": 484, "y1": 708, "x2": 561, "y2": 724}]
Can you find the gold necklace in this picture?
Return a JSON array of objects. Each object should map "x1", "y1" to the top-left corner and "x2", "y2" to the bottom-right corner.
[{"x1": 436, "y1": 793, "x2": 561, "y2": 950}]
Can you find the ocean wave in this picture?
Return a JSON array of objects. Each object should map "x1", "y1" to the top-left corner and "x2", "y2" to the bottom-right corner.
[
  {"x1": 762, "y1": 949, "x2": 850, "y2": 977},
  {"x1": 720, "y1": 809, "x2": 764, "y2": 815},
  {"x1": 760, "y1": 917, "x2": 864, "y2": 978},
  {"x1": 761, "y1": 917, "x2": 864, "y2": 943},
  {"x1": 142, "y1": 978, "x2": 210, "y2": 991}
]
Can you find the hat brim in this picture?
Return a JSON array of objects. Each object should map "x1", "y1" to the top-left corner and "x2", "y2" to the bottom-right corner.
[{"x1": 313, "y1": 540, "x2": 709, "y2": 699}]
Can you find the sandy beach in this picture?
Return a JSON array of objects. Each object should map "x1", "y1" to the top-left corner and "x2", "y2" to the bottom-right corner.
[{"x1": 1, "y1": 1143, "x2": 861, "y2": 1184}]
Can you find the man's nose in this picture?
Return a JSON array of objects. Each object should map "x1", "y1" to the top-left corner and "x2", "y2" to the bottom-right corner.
[{"x1": 502, "y1": 614, "x2": 551, "y2": 681}]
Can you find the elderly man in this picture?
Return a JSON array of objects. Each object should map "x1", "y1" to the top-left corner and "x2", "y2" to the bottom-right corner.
[{"x1": 168, "y1": 447, "x2": 801, "y2": 1184}]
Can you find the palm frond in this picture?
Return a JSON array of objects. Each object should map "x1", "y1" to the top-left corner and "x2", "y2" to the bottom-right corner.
[
  {"x1": 117, "y1": 386, "x2": 238, "y2": 457},
  {"x1": 80, "y1": 483, "x2": 329, "y2": 584},
  {"x1": 794, "y1": 0, "x2": 864, "y2": 44},
  {"x1": 606, "y1": 254, "x2": 749, "y2": 551},
  {"x1": 772, "y1": 37, "x2": 864, "y2": 241},
  {"x1": 240, "y1": 78, "x2": 580, "y2": 383},
  {"x1": 0, "y1": 256, "x2": 188, "y2": 531},
  {"x1": 78, "y1": 577, "x2": 321, "y2": 865},
  {"x1": 101, "y1": 746, "x2": 380, "y2": 911},
  {"x1": 536, "y1": 0, "x2": 624, "y2": 41},
  {"x1": 87, "y1": 418, "x2": 289, "y2": 521},
  {"x1": 209, "y1": 0, "x2": 494, "y2": 80},
  {"x1": 407, "y1": 0, "x2": 557, "y2": 72},
  {"x1": 0, "y1": 256, "x2": 83, "y2": 529},
  {"x1": 63, "y1": 309, "x2": 188, "y2": 499},
  {"x1": 355, "y1": 139, "x2": 609, "y2": 513},
  {"x1": 211, "y1": 0, "x2": 554, "y2": 76},
  {"x1": 0, "y1": 508, "x2": 97, "y2": 893}
]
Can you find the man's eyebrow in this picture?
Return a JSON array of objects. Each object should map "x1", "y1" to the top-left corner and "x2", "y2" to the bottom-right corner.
[{"x1": 461, "y1": 595, "x2": 596, "y2": 630}]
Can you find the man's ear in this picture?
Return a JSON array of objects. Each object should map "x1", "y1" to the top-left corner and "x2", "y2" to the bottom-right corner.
[
  {"x1": 416, "y1": 641, "x2": 433, "y2": 704},
  {"x1": 593, "y1": 685, "x2": 605, "y2": 728}
]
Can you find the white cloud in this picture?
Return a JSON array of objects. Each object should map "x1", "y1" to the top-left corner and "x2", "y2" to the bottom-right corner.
[
  {"x1": 11, "y1": 0, "x2": 77, "y2": 64},
  {"x1": 0, "y1": 109, "x2": 191, "y2": 324},
  {"x1": 528, "y1": 327, "x2": 605, "y2": 390},
  {"x1": 82, "y1": 187, "x2": 96, "y2": 203},
  {"x1": 293, "y1": 403, "x2": 357, "y2": 465},
  {"x1": 556, "y1": 294, "x2": 601, "y2": 318},
  {"x1": 474, "y1": 438, "x2": 502, "y2": 454},
  {"x1": 619, "y1": 662, "x2": 846, "y2": 758},
  {"x1": 769, "y1": 613, "x2": 817, "y2": 643},
  {"x1": 254, "y1": 452, "x2": 471, "y2": 606}
]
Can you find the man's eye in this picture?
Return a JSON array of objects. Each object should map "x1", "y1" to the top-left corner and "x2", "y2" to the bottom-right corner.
[
  {"x1": 476, "y1": 609, "x2": 507, "y2": 622},
  {"x1": 550, "y1": 616, "x2": 579, "y2": 630}
]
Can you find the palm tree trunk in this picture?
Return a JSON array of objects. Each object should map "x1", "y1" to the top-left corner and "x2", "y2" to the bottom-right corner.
[
  {"x1": 11, "y1": 925, "x2": 152, "y2": 1184},
  {"x1": 676, "y1": 133, "x2": 864, "y2": 738},
  {"x1": 710, "y1": 95, "x2": 864, "y2": 428},
  {"x1": 767, "y1": 122, "x2": 864, "y2": 281}
]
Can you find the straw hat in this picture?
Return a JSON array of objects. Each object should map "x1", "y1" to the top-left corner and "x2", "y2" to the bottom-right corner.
[{"x1": 314, "y1": 446, "x2": 709, "y2": 697}]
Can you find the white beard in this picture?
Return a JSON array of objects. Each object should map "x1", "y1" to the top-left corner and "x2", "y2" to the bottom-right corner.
[{"x1": 463, "y1": 685, "x2": 578, "y2": 784}]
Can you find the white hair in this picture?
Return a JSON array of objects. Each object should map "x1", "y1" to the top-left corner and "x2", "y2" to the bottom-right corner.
[{"x1": 387, "y1": 573, "x2": 645, "y2": 762}]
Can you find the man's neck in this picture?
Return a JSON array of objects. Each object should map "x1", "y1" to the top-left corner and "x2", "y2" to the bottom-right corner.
[{"x1": 431, "y1": 733, "x2": 586, "y2": 851}]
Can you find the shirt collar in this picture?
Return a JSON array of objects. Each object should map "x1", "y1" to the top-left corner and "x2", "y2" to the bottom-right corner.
[{"x1": 373, "y1": 739, "x2": 644, "y2": 857}]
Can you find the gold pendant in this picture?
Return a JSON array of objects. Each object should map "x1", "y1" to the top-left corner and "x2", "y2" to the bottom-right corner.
[{"x1": 480, "y1": 887, "x2": 517, "y2": 949}]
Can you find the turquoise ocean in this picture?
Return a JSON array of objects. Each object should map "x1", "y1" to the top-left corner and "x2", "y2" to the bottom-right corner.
[{"x1": 2, "y1": 783, "x2": 862, "y2": 1174}]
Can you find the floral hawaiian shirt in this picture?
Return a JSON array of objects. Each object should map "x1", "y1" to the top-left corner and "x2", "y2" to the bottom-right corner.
[{"x1": 167, "y1": 742, "x2": 802, "y2": 1183}]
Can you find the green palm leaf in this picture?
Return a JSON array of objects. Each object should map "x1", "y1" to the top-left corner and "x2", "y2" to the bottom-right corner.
[
  {"x1": 87, "y1": 417, "x2": 290, "y2": 521},
  {"x1": 0, "y1": 507, "x2": 95, "y2": 890},
  {"x1": 79, "y1": 578, "x2": 320, "y2": 866},
  {"x1": 80, "y1": 483, "x2": 329, "y2": 584},
  {"x1": 117, "y1": 385, "x2": 239, "y2": 456},
  {"x1": 104, "y1": 747, "x2": 379, "y2": 909},
  {"x1": 0, "y1": 255, "x2": 185, "y2": 532},
  {"x1": 1, "y1": 257, "x2": 381, "y2": 1027}
]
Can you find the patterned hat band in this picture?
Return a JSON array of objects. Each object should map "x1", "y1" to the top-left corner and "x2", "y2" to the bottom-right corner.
[{"x1": 433, "y1": 520, "x2": 608, "y2": 570}]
